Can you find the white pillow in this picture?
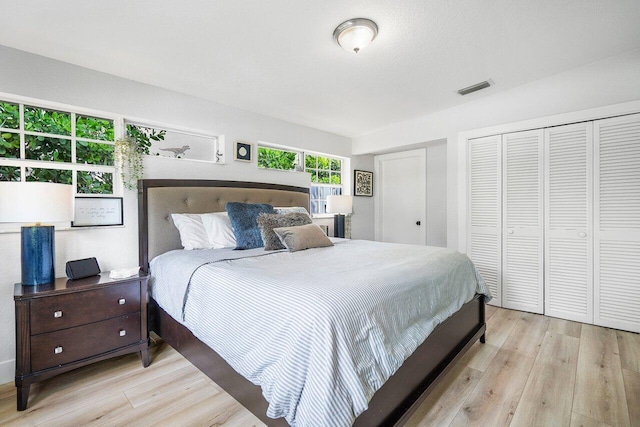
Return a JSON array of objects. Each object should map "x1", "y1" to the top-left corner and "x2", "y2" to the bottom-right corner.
[
  {"x1": 201, "y1": 212, "x2": 237, "y2": 249},
  {"x1": 171, "y1": 214, "x2": 213, "y2": 250}
]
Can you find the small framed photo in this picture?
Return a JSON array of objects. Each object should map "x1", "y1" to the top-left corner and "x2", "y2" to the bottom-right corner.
[
  {"x1": 354, "y1": 170, "x2": 373, "y2": 197},
  {"x1": 234, "y1": 140, "x2": 252, "y2": 162},
  {"x1": 72, "y1": 197, "x2": 124, "y2": 227}
]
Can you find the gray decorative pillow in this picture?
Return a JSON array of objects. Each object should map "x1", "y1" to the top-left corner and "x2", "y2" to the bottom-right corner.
[
  {"x1": 274, "y1": 223, "x2": 334, "y2": 252},
  {"x1": 274, "y1": 206, "x2": 310, "y2": 216},
  {"x1": 257, "y1": 212, "x2": 312, "y2": 250}
]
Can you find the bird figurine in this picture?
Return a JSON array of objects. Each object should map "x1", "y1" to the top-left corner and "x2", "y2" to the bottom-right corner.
[{"x1": 159, "y1": 145, "x2": 190, "y2": 158}]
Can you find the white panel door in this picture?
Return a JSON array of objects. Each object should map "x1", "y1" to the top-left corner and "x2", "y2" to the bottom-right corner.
[
  {"x1": 467, "y1": 135, "x2": 502, "y2": 306},
  {"x1": 544, "y1": 123, "x2": 593, "y2": 323},
  {"x1": 502, "y1": 129, "x2": 544, "y2": 314},
  {"x1": 374, "y1": 149, "x2": 426, "y2": 245},
  {"x1": 594, "y1": 113, "x2": 640, "y2": 333}
]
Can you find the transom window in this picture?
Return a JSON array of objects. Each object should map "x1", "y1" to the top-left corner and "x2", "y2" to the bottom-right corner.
[
  {"x1": 0, "y1": 100, "x2": 116, "y2": 195},
  {"x1": 257, "y1": 145, "x2": 344, "y2": 214}
]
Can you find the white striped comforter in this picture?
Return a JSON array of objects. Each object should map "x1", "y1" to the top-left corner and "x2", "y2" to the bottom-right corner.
[{"x1": 150, "y1": 239, "x2": 490, "y2": 427}]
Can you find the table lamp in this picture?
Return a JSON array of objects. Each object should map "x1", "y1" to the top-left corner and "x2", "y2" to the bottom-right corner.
[
  {"x1": 326, "y1": 195, "x2": 353, "y2": 238},
  {"x1": 0, "y1": 182, "x2": 74, "y2": 285}
]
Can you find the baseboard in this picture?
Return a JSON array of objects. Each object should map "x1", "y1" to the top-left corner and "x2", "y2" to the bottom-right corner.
[{"x1": 0, "y1": 358, "x2": 15, "y2": 385}]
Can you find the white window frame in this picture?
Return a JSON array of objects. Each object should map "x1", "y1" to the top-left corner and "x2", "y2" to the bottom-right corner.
[
  {"x1": 0, "y1": 94, "x2": 122, "y2": 197},
  {"x1": 124, "y1": 117, "x2": 223, "y2": 164},
  {"x1": 0, "y1": 92, "x2": 221, "y2": 233},
  {"x1": 257, "y1": 142, "x2": 348, "y2": 216}
]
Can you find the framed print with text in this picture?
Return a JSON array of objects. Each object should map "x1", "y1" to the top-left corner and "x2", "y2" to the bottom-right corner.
[{"x1": 72, "y1": 197, "x2": 124, "y2": 227}]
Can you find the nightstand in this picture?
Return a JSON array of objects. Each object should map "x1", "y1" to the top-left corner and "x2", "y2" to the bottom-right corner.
[{"x1": 14, "y1": 272, "x2": 149, "y2": 411}]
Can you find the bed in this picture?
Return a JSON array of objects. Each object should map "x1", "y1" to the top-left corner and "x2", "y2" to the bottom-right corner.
[{"x1": 138, "y1": 179, "x2": 488, "y2": 426}]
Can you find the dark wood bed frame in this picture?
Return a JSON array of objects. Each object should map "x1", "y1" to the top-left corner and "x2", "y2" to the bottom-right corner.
[{"x1": 138, "y1": 179, "x2": 486, "y2": 426}]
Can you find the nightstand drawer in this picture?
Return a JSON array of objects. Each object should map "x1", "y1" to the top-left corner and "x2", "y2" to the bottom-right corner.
[
  {"x1": 30, "y1": 313, "x2": 141, "y2": 371},
  {"x1": 30, "y1": 282, "x2": 141, "y2": 335}
]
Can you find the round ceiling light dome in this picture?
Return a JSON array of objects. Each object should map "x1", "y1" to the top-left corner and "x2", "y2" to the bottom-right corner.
[{"x1": 333, "y1": 18, "x2": 378, "y2": 54}]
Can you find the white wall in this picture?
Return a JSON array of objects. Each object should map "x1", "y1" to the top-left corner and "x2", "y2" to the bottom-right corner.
[
  {"x1": 0, "y1": 45, "x2": 351, "y2": 384},
  {"x1": 353, "y1": 48, "x2": 640, "y2": 250},
  {"x1": 350, "y1": 154, "x2": 375, "y2": 240},
  {"x1": 426, "y1": 142, "x2": 447, "y2": 247}
]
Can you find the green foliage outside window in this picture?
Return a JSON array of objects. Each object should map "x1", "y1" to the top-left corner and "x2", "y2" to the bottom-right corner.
[
  {"x1": 0, "y1": 102, "x2": 19, "y2": 129},
  {"x1": 76, "y1": 115, "x2": 114, "y2": 141},
  {"x1": 0, "y1": 101, "x2": 117, "y2": 194},
  {"x1": 0, "y1": 132, "x2": 20, "y2": 158},
  {"x1": 305, "y1": 154, "x2": 341, "y2": 184},
  {"x1": 77, "y1": 141, "x2": 114, "y2": 166},
  {"x1": 24, "y1": 106, "x2": 71, "y2": 136},
  {"x1": 0, "y1": 166, "x2": 20, "y2": 181},
  {"x1": 125, "y1": 124, "x2": 166, "y2": 155},
  {"x1": 77, "y1": 171, "x2": 113, "y2": 194},
  {"x1": 26, "y1": 168, "x2": 72, "y2": 185},
  {"x1": 257, "y1": 147, "x2": 297, "y2": 170},
  {"x1": 25, "y1": 135, "x2": 72, "y2": 162}
]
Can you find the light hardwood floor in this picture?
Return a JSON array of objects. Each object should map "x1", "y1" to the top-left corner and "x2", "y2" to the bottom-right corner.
[{"x1": 1, "y1": 307, "x2": 638, "y2": 426}]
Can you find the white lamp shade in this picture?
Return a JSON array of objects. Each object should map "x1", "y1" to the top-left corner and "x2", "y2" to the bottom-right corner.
[
  {"x1": 326, "y1": 195, "x2": 353, "y2": 214},
  {"x1": 0, "y1": 182, "x2": 74, "y2": 223}
]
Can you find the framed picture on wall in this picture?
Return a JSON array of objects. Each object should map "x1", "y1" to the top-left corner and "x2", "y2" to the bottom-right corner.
[
  {"x1": 354, "y1": 169, "x2": 373, "y2": 197},
  {"x1": 72, "y1": 197, "x2": 124, "y2": 227},
  {"x1": 234, "y1": 140, "x2": 252, "y2": 162}
]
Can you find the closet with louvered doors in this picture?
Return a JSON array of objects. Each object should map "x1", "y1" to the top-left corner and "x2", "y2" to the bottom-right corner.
[
  {"x1": 544, "y1": 122, "x2": 593, "y2": 324},
  {"x1": 467, "y1": 135, "x2": 502, "y2": 307},
  {"x1": 466, "y1": 112, "x2": 640, "y2": 332},
  {"x1": 594, "y1": 114, "x2": 640, "y2": 333},
  {"x1": 502, "y1": 130, "x2": 544, "y2": 314}
]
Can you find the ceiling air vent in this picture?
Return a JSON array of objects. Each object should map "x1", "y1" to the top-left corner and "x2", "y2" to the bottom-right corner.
[{"x1": 457, "y1": 80, "x2": 491, "y2": 96}]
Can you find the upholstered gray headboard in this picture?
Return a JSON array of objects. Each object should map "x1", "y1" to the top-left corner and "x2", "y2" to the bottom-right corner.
[{"x1": 138, "y1": 179, "x2": 310, "y2": 270}]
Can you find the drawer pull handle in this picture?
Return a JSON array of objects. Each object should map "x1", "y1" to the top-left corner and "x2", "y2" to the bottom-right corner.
[
  {"x1": 118, "y1": 298, "x2": 126, "y2": 305},
  {"x1": 53, "y1": 310, "x2": 63, "y2": 318},
  {"x1": 54, "y1": 346, "x2": 63, "y2": 354},
  {"x1": 119, "y1": 329, "x2": 127, "y2": 337}
]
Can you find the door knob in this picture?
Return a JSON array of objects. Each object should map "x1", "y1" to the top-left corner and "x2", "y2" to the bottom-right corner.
[
  {"x1": 416, "y1": 221, "x2": 421, "y2": 226},
  {"x1": 507, "y1": 229, "x2": 514, "y2": 234},
  {"x1": 579, "y1": 232, "x2": 587, "y2": 238}
]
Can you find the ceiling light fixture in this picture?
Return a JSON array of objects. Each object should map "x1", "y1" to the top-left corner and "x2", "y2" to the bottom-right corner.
[{"x1": 333, "y1": 18, "x2": 378, "y2": 54}]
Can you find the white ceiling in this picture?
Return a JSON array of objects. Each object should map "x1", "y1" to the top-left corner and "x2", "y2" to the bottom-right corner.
[{"x1": 1, "y1": 0, "x2": 640, "y2": 137}]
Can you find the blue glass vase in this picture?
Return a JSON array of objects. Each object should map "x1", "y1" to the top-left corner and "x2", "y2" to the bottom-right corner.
[{"x1": 21, "y1": 225, "x2": 55, "y2": 285}]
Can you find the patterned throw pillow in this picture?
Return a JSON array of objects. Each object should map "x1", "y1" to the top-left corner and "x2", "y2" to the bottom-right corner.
[
  {"x1": 257, "y1": 212, "x2": 313, "y2": 250},
  {"x1": 225, "y1": 202, "x2": 275, "y2": 250}
]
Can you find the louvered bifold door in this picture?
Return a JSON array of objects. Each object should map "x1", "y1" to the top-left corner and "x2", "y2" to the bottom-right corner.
[
  {"x1": 468, "y1": 135, "x2": 502, "y2": 306},
  {"x1": 544, "y1": 123, "x2": 593, "y2": 323},
  {"x1": 502, "y1": 129, "x2": 544, "y2": 314},
  {"x1": 594, "y1": 113, "x2": 640, "y2": 333}
]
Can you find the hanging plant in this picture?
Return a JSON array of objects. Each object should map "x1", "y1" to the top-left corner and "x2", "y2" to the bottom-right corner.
[
  {"x1": 115, "y1": 125, "x2": 166, "y2": 190},
  {"x1": 115, "y1": 137, "x2": 142, "y2": 190}
]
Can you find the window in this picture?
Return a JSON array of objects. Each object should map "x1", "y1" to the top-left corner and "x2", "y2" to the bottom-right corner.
[
  {"x1": 0, "y1": 100, "x2": 116, "y2": 195},
  {"x1": 125, "y1": 121, "x2": 221, "y2": 162},
  {"x1": 257, "y1": 146, "x2": 300, "y2": 171},
  {"x1": 305, "y1": 154, "x2": 342, "y2": 214},
  {"x1": 257, "y1": 144, "x2": 343, "y2": 215}
]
